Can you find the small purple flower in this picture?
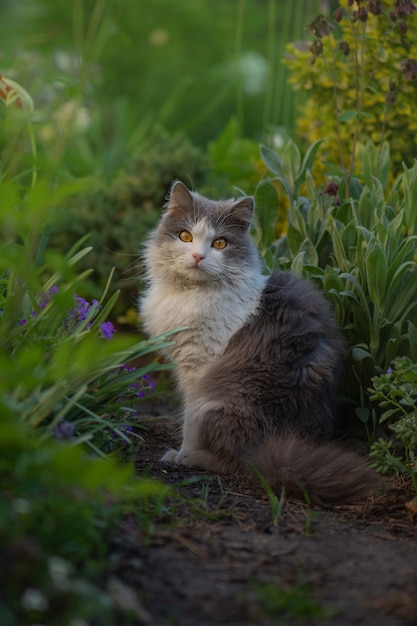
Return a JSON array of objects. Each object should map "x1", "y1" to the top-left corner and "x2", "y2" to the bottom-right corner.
[
  {"x1": 39, "y1": 285, "x2": 60, "y2": 310},
  {"x1": 72, "y1": 295, "x2": 91, "y2": 320},
  {"x1": 52, "y1": 419, "x2": 75, "y2": 440},
  {"x1": 19, "y1": 319, "x2": 26, "y2": 326},
  {"x1": 100, "y1": 321, "x2": 116, "y2": 339}
]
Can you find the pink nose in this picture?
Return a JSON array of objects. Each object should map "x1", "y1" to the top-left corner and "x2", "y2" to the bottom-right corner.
[{"x1": 192, "y1": 253, "x2": 205, "y2": 265}]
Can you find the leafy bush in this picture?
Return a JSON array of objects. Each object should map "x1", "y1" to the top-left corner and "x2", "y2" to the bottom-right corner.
[
  {"x1": 0, "y1": 77, "x2": 175, "y2": 624},
  {"x1": 0, "y1": 417, "x2": 169, "y2": 626},
  {"x1": 284, "y1": 1, "x2": 417, "y2": 183},
  {"x1": 253, "y1": 138, "x2": 417, "y2": 432},
  {"x1": 48, "y1": 126, "x2": 209, "y2": 310},
  {"x1": 369, "y1": 357, "x2": 417, "y2": 491}
]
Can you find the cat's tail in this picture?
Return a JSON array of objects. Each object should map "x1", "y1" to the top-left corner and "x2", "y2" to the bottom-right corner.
[{"x1": 246, "y1": 433, "x2": 381, "y2": 505}]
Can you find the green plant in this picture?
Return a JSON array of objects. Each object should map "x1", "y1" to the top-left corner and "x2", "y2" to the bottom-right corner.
[
  {"x1": 255, "y1": 577, "x2": 329, "y2": 623},
  {"x1": 48, "y1": 126, "x2": 209, "y2": 310},
  {"x1": 250, "y1": 464, "x2": 286, "y2": 526},
  {"x1": 284, "y1": 0, "x2": 417, "y2": 189},
  {"x1": 369, "y1": 356, "x2": 417, "y2": 491},
  {"x1": 253, "y1": 137, "x2": 417, "y2": 429},
  {"x1": 0, "y1": 417, "x2": 169, "y2": 626},
  {"x1": 0, "y1": 75, "x2": 178, "y2": 625}
]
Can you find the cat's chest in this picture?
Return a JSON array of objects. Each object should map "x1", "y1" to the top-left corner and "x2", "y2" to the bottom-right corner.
[{"x1": 140, "y1": 279, "x2": 261, "y2": 362}]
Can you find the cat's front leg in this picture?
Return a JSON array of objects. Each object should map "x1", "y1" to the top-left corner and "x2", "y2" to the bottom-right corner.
[
  {"x1": 161, "y1": 399, "x2": 224, "y2": 471},
  {"x1": 161, "y1": 446, "x2": 219, "y2": 471}
]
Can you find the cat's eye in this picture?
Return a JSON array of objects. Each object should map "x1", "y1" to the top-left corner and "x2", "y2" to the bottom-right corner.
[
  {"x1": 212, "y1": 238, "x2": 227, "y2": 250},
  {"x1": 179, "y1": 230, "x2": 193, "y2": 243}
]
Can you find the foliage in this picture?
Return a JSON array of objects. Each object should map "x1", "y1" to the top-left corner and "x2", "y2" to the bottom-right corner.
[
  {"x1": 369, "y1": 357, "x2": 417, "y2": 490},
  {"x1": 284, "y1": 0, "x2": 417, "y2": 185},
  {"x1": 255, "y1": 577, "x2": 329, "y2": 622},
  {"x1": 2, "y1": 0, "x2": 321, "y2": 147},
  {"x1": 253, "y1": 137, "x2": 417, "y2": 429},
  {"x1": 48, "y1": 126, "x2": 209, "y2": 308},
  {"x1": 0, "y1": 78, "x2": 176, "y2": 624},
  {"x1": 0, "y1": 417, "x2": 169, "y2": 625}
]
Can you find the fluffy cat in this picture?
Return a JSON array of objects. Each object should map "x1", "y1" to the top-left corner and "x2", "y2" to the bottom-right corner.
[{"x1": 139, "y1": 181, "x2": 379, "y2": 505}]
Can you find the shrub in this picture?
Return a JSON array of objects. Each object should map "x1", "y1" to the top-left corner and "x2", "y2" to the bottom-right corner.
[
  {"x1": 284, "y1": 1, "x2": 417, "y2": 184},
  {"x1": 0, "y1": 77, "x2": 174, "y2": 624},
  {"x1": 48, "y1": 126, "x2": 209, "y2": 311},
  {"x1": 369, "y1": 356, "x2": 417, "y2": 492},
  {"x1": 253, "y1": 138, "x2": 417, "y2": 432}
]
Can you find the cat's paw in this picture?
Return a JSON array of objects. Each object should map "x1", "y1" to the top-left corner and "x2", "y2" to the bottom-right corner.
[{"x1": 161, "y1": 448, "x2": 179, "y2": 464}]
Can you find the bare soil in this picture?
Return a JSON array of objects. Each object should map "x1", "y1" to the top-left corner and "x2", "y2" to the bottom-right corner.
[{"x1": 116, "y1": 408, "x2": 417, "y2": 626}]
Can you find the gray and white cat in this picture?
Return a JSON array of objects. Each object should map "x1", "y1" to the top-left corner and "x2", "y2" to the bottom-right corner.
[{"x1": 140, "y1": 181, "x2": 379, "y2": 504}]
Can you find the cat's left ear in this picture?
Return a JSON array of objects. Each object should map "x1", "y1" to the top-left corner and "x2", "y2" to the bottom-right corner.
[
  {"x1": 230, "y1": 197, "x2": 254, "y2": 230},
  {"x1": 167, "y1": 180, "x2": 194, "y2": 212}
]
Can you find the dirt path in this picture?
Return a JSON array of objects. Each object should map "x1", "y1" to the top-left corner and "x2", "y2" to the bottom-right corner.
[{"x1": 120, "y1": 415, "x2": 417, "y2": 626}]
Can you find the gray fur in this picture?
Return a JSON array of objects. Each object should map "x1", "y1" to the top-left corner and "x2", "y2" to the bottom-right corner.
[{"x1": 139, "y1": 182, "x2": 380, "y2": 505}]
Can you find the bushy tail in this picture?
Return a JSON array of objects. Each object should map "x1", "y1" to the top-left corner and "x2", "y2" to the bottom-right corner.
[{"x1": 247, "y1": 434, "x2": 381, "y2": 505}]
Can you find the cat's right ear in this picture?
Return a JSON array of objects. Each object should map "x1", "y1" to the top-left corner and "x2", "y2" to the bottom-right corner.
[
  {"x1": 166, "y1": 180, "x2": 194, "y2": 212},
  {"x1": 230, "y1": 196, "x2": 254, "y2": 230}
]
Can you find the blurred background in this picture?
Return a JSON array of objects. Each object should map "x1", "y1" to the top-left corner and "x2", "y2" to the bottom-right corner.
[{"x1": 0, "y1": 0, "x2": 327, "y2": 313}]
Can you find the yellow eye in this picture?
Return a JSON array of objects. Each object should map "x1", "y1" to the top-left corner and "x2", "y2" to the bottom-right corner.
[
  {"x1": 212, "y1": 238, "x2": 227, "y2": 250},
  {"x1": 179, "y1": 230, "x2": 193, "y2": 243}
]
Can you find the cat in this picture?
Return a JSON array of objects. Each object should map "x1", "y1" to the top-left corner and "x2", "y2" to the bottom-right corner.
[{"x1": 139, "y1": 180, "x2": 380, "y2": 505}]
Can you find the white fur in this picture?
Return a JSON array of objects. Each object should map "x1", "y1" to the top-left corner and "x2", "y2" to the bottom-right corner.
[{"x1": 140, "y1": 218, "x2": 266, "y2": 399}]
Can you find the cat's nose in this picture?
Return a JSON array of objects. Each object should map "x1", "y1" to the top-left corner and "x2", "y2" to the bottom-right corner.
[{"x1": 192, "y1": 253, "x2": 205, "y2": 265}]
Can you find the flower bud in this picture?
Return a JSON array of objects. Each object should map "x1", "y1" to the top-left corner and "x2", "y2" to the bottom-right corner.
[
  {"x1": 333, "y1": 7, "x2": 344, "y2": 22},
  {"x1": 358, "y1": 6, "x2": 368, "y2": 20},
  {"x1": 324, "y1": 182, "x2": 339, "y2": 196},
  {"x1": 339, "y1": 40, "x2": 350, "y2": 56},
  {"x1": 309, "y1": 40, "x2": 324, "y2": 57}
]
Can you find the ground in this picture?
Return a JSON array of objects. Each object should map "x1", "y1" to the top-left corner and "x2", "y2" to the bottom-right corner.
[{"x1": 115, "y1": 409, "x2": 417, "y2": 626}]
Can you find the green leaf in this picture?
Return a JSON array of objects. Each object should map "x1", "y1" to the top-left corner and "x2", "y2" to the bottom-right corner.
[
  {"x1": 339, "y1": 109, "x2": 359, "y2": 122},
  {"x1": 281, "y1": 140, "x2": 301, "y2": 189},
  {"x1": 365, "y1": 238, "x2": 387, "y2": 307},
  {"x1": 300, "y1": 140, "x2": 324, "y2": 179},
  {"x1": 331, "y1": 222, "x2": 348, "y2": 270},
  {"x1": 253, "y1": 178, "x2": 280, "y2": 253},
  {"x1": 260, "y1": 144, "x2": 284, "y2": 177}
]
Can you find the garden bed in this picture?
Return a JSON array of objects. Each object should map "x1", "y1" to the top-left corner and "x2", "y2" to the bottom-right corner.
[{"x1": 110, "y1": 416, "x2": 417, "y2": 626}]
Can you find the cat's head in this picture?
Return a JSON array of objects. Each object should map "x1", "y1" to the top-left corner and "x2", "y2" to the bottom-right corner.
[{"x1": 145, "y1": 181, "x2": 260, "y2": 286}]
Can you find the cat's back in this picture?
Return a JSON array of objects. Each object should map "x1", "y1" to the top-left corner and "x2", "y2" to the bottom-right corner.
[{"x1": 195, "y1": 269, "x2": 344, "y2": 437}]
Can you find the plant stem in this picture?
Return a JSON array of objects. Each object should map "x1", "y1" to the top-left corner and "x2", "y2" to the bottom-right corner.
[
  {"x1": 235, "y1": 0, "x2": 245, "y2": 131},
  {"x1": 346, "y1": 19, "x2": 367, "y2": 197}
]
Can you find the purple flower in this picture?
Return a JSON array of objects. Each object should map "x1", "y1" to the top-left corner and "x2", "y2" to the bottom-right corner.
[
  {"x1": 52, "y1": 420, "x2": 75, "y2": 440},
  {"x1": 71, "y1": 295, "x2": 91, "y2": 321},
  {"x1": 100, "y1": 321, "x2": 116, "y2": 339}
]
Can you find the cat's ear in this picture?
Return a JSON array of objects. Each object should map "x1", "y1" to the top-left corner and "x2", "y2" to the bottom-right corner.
[
  {"x1": 167, "y1": 180, "x2": 194, "y2": 212},
  {"x1": 229, "y1": 196, "x2": 254, "y2": 230}
]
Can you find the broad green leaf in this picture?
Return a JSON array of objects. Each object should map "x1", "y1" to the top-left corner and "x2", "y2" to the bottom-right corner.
[
  {"x1": 290, "y1": 251, "x2": 306, "y2": 275},
  {"x1": 402, "y1": 161, "x2": 417, "y2": 235},
  {"x1": 357, "y1": 187, "x2": 375, "y2": 230},
  {"x1": 299, "y1": 238, "x2": 318, "y2": 266},
  {"x1": 365, "y1": 238, "x2": 387, "y2": 307},
  {"x1": 286, "y1": 223, "x2": 304, "y2": 257},
  {"x1": 331, "y1": 222, "x2": 348, "y2": 270},
  {"x1": 260, "y1": 144, "x2": 284, "y2": 177},
  {"x1": 339, "y1": 109, "x2": 359, "y2": 121},
  {"x1": 281, "y1": 140, "x2": 301, "y2": 189},
  {"x1": 300, "y1": 140, "x2": 324, "y2": 179}
]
